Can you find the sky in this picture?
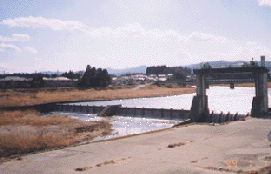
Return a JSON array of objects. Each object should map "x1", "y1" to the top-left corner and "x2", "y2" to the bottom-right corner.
[{"x1": 0, "y1": 0, "x2": 271, "y2": 74}]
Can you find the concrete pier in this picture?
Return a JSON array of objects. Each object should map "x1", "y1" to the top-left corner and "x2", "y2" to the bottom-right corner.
[
  {"x1": 252, "y1": 71, "x2": 268, "y2": 117},
  {"x1": 189, "y1": 73, "x2": 209, "y2": 122},
  {"x1": 191, "y1": 57, "x2": 269, "y2": 121}
]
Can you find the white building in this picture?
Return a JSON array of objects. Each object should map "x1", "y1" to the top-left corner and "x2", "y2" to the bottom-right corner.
[{"x1": 43, "y1": 77, "x2": 77, "y2": 87}]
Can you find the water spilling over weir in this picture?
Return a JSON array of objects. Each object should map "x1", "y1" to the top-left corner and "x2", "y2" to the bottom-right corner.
[
  {"x1": 54, "y1": 104, "x2": 247, "y2": 123},
  {"x1": 51, "y1": 86, "x2": 266, "y2": 140}
]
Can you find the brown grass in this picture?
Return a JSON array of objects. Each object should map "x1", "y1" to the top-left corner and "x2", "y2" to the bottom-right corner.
[
  {"x1": 0, "y1": 110, "x2": 112, "y2": 159},
  {"x1": 2, "y1": 82, "x2": 271, "y2": 108},
  {"x1": 0, "y1": 86, "x2": 196, "y2": 107}
]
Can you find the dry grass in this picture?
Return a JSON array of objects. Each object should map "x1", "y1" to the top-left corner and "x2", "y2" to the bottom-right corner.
[
  {"x1": 2, "y1": 82, "x2": 271, "y2": 108},
  {"x1": 0, "y1": 86, "x2": 196, "y2": 107},
  {"x1": 0, "y1": 110, "x2": 112, "y2": 159}
]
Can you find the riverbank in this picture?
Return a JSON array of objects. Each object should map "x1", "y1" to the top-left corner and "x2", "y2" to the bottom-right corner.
[
  {"x1": 0, "y1": 85, "x2": 196, "y2": 107},
  {"x1": 2, "y1": 82, "x2": 271, "y2": 108},
  {"x1": 0, "y1": 85, "x2": 196, "y2": 162},
  {"x1": 1, "y1": 117, "x2": 270, "y2": 173},
  {"x1": 0, "y1": 110, "x2": 112, "y2": 162}
]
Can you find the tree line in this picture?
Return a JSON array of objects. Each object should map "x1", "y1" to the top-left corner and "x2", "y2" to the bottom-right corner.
[
  {"x1": 32, "y1": 65, "x2": 112, "y2": 88},
  {"x1": 77, "y1": 65, "x2": 111, "y2": 88},
  {"x1": 0, "y1": 65, "x2": 112, "y2": 89}
]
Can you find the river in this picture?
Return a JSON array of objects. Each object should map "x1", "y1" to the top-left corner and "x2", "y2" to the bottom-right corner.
[
  {"x1": 70, "y1": 86, "x2": 264, "y2": 114},
  {"x1": 52, "y1": 86, "x2": 269, "y2": 141}
]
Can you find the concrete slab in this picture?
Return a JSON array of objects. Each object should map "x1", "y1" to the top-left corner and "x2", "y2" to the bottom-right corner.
[{"x1": 1, "y1": 117, "x2": 270, "y2": 173}]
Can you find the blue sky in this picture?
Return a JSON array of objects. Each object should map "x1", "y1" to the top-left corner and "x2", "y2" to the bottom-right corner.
[{"x1": 0, "y1": 0, "x2": 271, "y2": 73}]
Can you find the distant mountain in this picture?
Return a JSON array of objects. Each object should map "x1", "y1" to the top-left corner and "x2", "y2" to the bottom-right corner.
[
  {"x1": 106, "y1": 66, "x2": 147, "y2": 76},
  {"x1": 185, "y1": 60, "x2": 271, "y2": 69},
  {"x1": 39, "y1": 60, "x2": 271, "y2": 77},
  {"x1": 184, "y1": 60, "x2": 247, "y2": 69},
  {"x1": 40, "y1": 71, "x2": 65, "y2": 75}
]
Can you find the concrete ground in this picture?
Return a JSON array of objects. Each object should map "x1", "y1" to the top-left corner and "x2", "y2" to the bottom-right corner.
[{"x1": 1, "y1": 117, "x2": 271, "y2": 174}]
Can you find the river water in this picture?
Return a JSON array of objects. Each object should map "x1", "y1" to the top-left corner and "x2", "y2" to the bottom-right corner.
[
  {"x1": 70, "y1": 86, "x2": 265, "y2": 114},
  {"x1": 49, "y1": 111, "x2": 180, "y2": 141},
  {"x1": 52, "y1": 86, "x2": 270, "y2": 141}
]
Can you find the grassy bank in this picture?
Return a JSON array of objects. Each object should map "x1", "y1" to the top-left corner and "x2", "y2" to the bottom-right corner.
[
  {"x1": 0, "y1": 85, "x2": 196, "y2": 107},
  {"x1": 0, "y1": 85, "x2": 197, "y2": 161},
  {"x1": 0, "y1": 110, "x2": 112, "y2": 161},
  {"x1": 2, "y1": 82, "x2": 271, "y2": 108}
]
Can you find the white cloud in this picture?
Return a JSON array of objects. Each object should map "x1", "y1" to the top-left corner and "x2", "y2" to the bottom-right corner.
[
  {"x1": 180, "y1": 43, "x2": 271, "y2": 63},
  {"x1": 0, "y1": 63, "x2": 14, "y2": 72},
  {"x1": 188, "y1": 32, "x2": 228, "y2": 43},
  {"x1": 258, "y1": 0, "x2": 271, "y2": 6},
  {"x1": 0, "y1": 43, "x2": 22, "y2": 52},
  {"x1": 1, "y1": 17, "x2": 228, "y2": 44},
  {"x1": 55, "y1": 52, "x2": 75, "y2": 56},
  {"x1": 12, "y1": 34, "x2": 30, "y2": 41},
  {"x1": 86, "y1": 23, "x2": 228, "y2": 43},
  {"x1": 0, "y1": 34, "x2": 30, "y2": 41},
  {"x1": 1, "y1": 16, "x2": 85, "y2": 31},
  {"x1": 24, "y1": 46, "x2": 38, "y2": 54}
]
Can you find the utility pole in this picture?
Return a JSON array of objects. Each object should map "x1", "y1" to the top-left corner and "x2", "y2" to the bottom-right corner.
[
  {"x1": 4, "y1": 70, "x2": 5, "y2": 89},
  {"x1": 57, "y1": 70, "x2": 59, "y2": 88}
]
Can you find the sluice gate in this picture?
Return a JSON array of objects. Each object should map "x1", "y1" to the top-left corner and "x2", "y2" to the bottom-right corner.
[
  {"x1": 54, "y1": 104, "x2": 247, "y2": 123},
  {"x1": 190, "y1": 56, "x2": 269, "y2": 122}
]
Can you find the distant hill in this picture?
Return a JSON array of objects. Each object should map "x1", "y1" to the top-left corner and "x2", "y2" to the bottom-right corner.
[
  {"x1": 106, "y1": 66, "x2": 147, "y2": 76},
  {"x1": 185, "y1": 60, "x2": 247, "y2": 69},
  {"x1": 35, "y1": 60, "x2": 271, "y2": 77},
  {"x1": 185, "y1": 60, "x2": 271, "y2": 69},
  {"x1": 40, "y1": 71, "x2": 65, "y2": 75}
]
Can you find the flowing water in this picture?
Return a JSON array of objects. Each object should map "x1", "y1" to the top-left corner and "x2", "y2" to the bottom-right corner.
[
  {"x1": 70, "y1": 86, "x2": 263, "y2": 114},
  {"x1": 49, "y1": 111, "x2": 179, "y2": 141},
  {"x1": 53, "y1": 86, "x2": 270, "y2": 141}
]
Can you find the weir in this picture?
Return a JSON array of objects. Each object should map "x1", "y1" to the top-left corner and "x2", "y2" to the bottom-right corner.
[
  {"x1": 190, "y1": 56, "x2": 269, "y2": 122},
  {"x1": 55, "y1": 104, "x2": 190, "y2": 120},
  {"x1": 55, "y1": 104, "x2": 247, "y2": 123}
]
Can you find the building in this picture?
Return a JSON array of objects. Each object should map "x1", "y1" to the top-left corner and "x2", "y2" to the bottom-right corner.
[
  {"x1": 0, "y1": 76, "x2": 77, "y2": 88},
  {"x1": 43, "y1": 77, "x2": 76, "y2": 87},
  {"x1": 0, "y1": 76, "x2": 32, "y2": 88},
  {"x1": 146, "y1": 66, "x2": 187, "y2": 82}
]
